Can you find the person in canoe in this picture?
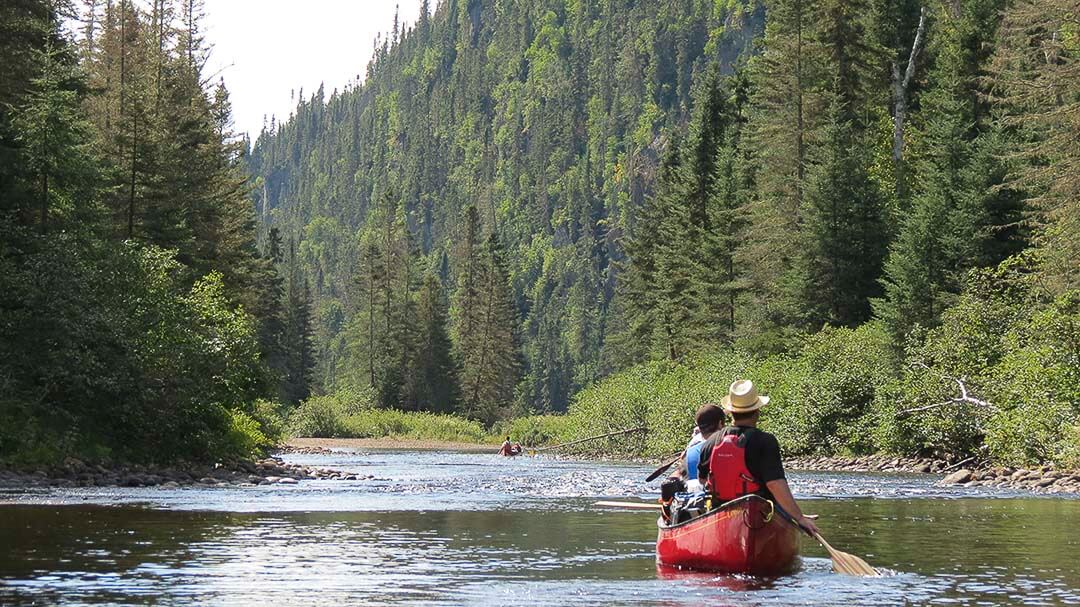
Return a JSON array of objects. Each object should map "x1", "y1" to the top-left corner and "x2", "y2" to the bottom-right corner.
[
  {"x1": 660, "y1": 403, "x2": 725, "y2": 501},
  {"x1": 696, "y1": 379, "x2": 821, "y2": 536},
  {"x1": 498, "y1": 436, "x2": 522, "y2": 456}
]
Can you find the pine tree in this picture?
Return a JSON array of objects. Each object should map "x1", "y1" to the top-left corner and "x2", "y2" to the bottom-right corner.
[
  {"x1": 407, "y1": 271, "x2": 459, "y2": 412},
  {"x1": 12, "y1": 12, "x2": 96, "y2": 233},
  {"x1": 989, "y1": 0, "x2": 1080, "y2": 293},
  {"x1": 738, "y1": 0, "x2": 826, "y2": 340},
  {"x1": 795, "y1": 0, "x2": 889, "y2": 328}
]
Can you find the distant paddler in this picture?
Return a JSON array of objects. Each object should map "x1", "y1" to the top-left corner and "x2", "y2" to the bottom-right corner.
[{"x1": 498, "y1": 436, "x2": 522, "y2": 456}]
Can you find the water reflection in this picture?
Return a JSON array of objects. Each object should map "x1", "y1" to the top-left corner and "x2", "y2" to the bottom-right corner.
[{"x1": 1, "y1": 450, "x2": 1078, "y2": 605}]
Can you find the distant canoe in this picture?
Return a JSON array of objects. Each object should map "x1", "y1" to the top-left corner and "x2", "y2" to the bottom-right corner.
[{"x1": 656, "y1": 494, "x2": 800, "y2": 575}]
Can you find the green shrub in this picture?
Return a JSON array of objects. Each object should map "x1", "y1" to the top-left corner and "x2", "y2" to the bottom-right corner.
[
  {"x1": 756, "y1": 323, "x2": 896, "y2": 456},
  {"x1": 874, "y1": 257, "x2": 1080, "y2": 467},
  {"x1": 497, "y1": 415, "x2": 573, "y2": 447},
  {"x1": 983, "y1": 291, "x2": 1080, "y2": 466},
  {"x1": 286, "y1": 388, "x2": 491, "y2": 443},
  {"x1": 250, "y1": 399, "x2": 287, "y2": 444},
  {"x1": 341, "y1": 409, "x2": 489, "y2": 443},
  {"x1": 286, "y1": 389, "x2": 376, "y2": 438},
  {"x1": 220, "y1": 409, "x2": 272, "y2": 459}
]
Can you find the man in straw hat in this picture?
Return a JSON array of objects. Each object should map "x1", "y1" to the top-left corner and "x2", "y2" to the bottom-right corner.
[{"x1": 697, "y1": 379, "x2": 820, "y2": 536}]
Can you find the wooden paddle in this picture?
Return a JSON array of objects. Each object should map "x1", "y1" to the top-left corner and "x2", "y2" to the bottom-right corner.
[
  {"x1": 809, "y1": 531, "x2": 880, "y2": 576},
  {"x1": 773, "y1": 505, "x2": 879, "y2": 576},
  {"x1": 645, "y1": 452, "x2": 683, "y2": 482},
  {"x1": 593, "y1": 500, "x2": 662, "y2": 510}
]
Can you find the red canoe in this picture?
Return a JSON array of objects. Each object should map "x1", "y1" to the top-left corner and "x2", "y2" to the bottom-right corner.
[{"x1": 655, "y1": 494, "x2": 801, "y2": 575}]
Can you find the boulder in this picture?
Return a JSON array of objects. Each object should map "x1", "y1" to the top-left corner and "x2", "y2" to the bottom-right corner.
[
  {"x1": 942, "y1": 469, "x2": 973, "y2": 485},
  {"x1": 277, "y1": 477, "x2": 298, "y2": 485}
]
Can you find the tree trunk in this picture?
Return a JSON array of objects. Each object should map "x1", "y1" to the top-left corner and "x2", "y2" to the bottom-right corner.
[
  {"x1": 128, "y1": 108, "x2": 137, "y2": 238},
  {"x1": 892, "y1": 7, "x2": 928, "y2": 167}
]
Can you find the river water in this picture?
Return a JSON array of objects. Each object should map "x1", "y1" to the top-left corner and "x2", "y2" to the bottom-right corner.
[{"x1": 1, "y1": 449, "x2": 1078, "y2": 606}]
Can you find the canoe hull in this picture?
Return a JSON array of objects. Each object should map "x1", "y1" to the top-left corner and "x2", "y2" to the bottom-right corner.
[{"x1": 655, "y1": 495, "x2": 800, "y2": 575}]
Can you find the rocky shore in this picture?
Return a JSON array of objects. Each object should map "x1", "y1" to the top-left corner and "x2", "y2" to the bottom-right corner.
[
  {"x1": 0, "y1": 454, "x2": 368, "y2": 489},
  {"x1": 787, "y1": 453, "x2": 1080, "y2": 495}
]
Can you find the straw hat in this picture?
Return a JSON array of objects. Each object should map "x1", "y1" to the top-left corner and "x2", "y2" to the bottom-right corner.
[{"x1": 720, "y1": 379, "x2": 770, "y2": 414}]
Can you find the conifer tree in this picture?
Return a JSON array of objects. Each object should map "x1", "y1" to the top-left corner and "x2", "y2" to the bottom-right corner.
[
  {"x1": 988, "y1": 0, "x2": 1080, "y2": 293},
  {"x1": 876, "y1": 0, "x2": 1024, "y2": 340},
  {"x1": 406, "y1": 271, "x2": 459, "y2": 412}
]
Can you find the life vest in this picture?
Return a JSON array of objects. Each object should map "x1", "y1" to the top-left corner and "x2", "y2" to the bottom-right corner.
[{"x1": 705, "y1": 428, "x2": 763, "y2": 502}]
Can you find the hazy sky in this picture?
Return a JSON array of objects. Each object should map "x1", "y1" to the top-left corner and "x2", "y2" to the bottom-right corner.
[{"x1": 203, "y1": 0, "x2": 424, "y2": 140}]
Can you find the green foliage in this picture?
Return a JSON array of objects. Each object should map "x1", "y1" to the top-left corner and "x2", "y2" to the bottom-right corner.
[
  {"x1": 221, "y1": 409, "x2": 272, "y2": 460},
  {"x1": 340, "y1": 410, "x2": 489, "y2": 444},
  {"x1": 0, "y1": 3, "x2": 284, "y2": 464},
  {"x1": 496, "y1": 415, "x2": 573, "y2": 447},
  {"x1": 285, "y1": 390, "x2": 490, "y2": 443},
  {"x1": 250, "y1": 399, "x2": 287, "y2": 445},
  {"x1": 285, "y1": 389, "x2": 376, "y2": 438}
]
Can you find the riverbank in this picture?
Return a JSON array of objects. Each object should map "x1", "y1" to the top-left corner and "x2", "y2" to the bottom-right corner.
[
  {"x1": 786, "y1": 453, "x2": 1080, "y2": 495},
  {"x1": 0, "y1": 455, "x2": 367, "y2": 489}
]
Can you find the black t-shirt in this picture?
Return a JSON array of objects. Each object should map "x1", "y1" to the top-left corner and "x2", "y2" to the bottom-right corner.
[{"x1": 696, "y1": 426, "x2": 785, "y2": 497}]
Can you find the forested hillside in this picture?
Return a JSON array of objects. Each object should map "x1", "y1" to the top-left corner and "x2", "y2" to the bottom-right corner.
[
  {"x1": 253, "y1": 0, "x2": 1077, "y2": 446},
  {"x1": 250, "y1": 0, "x2": 766, "y2": 417},
  {"x1": 0, "y1": 0, "x2": 288, "y2": 462}
]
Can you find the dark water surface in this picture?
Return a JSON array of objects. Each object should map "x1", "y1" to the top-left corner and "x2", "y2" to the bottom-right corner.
[{"x1": 2, "y1": 450, "x2": 1078, "y2": 606}]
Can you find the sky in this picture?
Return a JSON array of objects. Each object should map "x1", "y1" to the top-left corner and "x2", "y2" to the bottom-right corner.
[{"x1": 202, "y1": 0, "x2": 424, "y2": 140}]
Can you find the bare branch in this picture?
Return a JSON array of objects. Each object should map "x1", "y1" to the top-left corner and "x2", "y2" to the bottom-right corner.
[{"x1": 899, "y1": 363, "x2": 997, "y2": 417}]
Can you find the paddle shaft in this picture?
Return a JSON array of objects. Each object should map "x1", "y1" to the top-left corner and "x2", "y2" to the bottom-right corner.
[
  {"x1": 773, "y1": 503, "x2": 879, "y2": 576},
  {"x1": 645, "y1": 453, "x2": 683, "y2": 482},
  {"x1": 593, "y1": 501, "x2": 662, "y2": 510}
]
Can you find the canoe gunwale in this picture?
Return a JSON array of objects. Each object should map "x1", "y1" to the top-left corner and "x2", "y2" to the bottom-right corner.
[{"x1": 657, "y1": 493, "x2": 784, "y2": 531}]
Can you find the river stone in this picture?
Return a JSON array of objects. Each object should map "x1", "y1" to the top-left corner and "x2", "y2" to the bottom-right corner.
[
  {"x1": 264, "y1": 476, "x2": 282, "y2": 484},
  {"x1": 162, "y1": 481, "x2": 180, "y2": 488},
  {"x1": 1035, "y1": 477, "x2": 1056, "y2": 488},
  {"x1": 942, "y1": 469, "x2": 973, "y2": 484},
  {"x1": 277, "y1": 477, "x2": 298, "y2": 485},
  {"x1": 916, "y1": 463, "x2": 933, "y2": 473}
]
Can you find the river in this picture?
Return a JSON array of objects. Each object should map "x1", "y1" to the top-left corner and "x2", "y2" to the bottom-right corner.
[{"x1": 1, "y1": 449, "x2": 1078, "y2": 606}]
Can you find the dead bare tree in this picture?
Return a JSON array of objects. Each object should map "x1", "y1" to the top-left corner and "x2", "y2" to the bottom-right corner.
[{"x1": 892, "y1": 6, "x2": 928, "y2": 167}]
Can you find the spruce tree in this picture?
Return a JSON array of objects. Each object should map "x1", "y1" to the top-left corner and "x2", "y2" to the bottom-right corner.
[
  {"x1": 988, "y1": 0, "x2": 1080, "y2": 293},
  {"x1": 407, "y1": 271, "x2": 459, "y2": 412}
]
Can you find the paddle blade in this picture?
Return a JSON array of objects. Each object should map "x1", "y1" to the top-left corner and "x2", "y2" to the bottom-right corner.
[{"x1": 812, "y1": 532, "x2": 880, "y2": 577}]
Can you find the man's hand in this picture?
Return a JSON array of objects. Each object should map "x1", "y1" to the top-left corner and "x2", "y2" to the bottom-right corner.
[{"x1": 798, "y1": 515, "x2": 820, "y2": 536}]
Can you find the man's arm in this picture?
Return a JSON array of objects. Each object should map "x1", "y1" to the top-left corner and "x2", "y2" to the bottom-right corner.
[{"x1": 765, "y1": 479, "x2": 820, "y2": 536}]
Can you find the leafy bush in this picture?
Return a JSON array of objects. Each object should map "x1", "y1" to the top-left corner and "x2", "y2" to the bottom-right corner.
[
  {"x1": 250, "y1": 399, "x2": 287, "y2": 444},
  {"x1": 0, "y1": 234, "x2": 269, "y2": 463},
  {"x1": 286, "y1": 388, "x2": 490, "y2": 443},
  {"x1": 220, "y1": 409, "x2": 272, "y2": 459},
  {"x1": 496, "y1": 415, "x2": 573, "y2": 447},
  {"x1": 756, "y1": 323, "x2": 895, "y2": 456},
  {"x1": 286, "y1": 389, "x2": 376, "y2": 438},
  {"x1": 341, "y1": 409, "x2": 489, "y2": 443}
]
